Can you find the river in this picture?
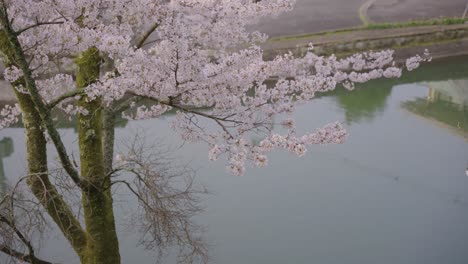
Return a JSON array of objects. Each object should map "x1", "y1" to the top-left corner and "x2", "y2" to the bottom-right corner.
[{"x1": 1, "y1": 56, "x2": 467, "y2": 264}]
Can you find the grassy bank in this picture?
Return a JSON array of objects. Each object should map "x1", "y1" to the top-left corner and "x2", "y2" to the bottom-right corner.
[{"x1": 271, "y1": 17, "x2": 468, "y2": 42}]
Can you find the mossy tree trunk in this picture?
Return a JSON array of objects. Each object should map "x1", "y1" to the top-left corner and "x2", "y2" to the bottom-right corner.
[
  {"x1": 102, "y1": 110, "x2": 117, "y2": 176},
  {"x1": 1, "y1": 9, "x2": 121, "y2": 261},
  {"x1": 76, "y1": 47, "x2": 121, "y2": 264},
  {"x1": 15, "y1": 91, "x2": 89, "y2": 262},
  {"x1": 1, "y1": 31, "x2": 89, "y2": 262}
]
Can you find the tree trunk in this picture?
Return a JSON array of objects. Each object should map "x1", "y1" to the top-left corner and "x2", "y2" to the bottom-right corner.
[
  {"x1": 1, "y1": 30, "x2": 88, "y2": 262},
  {"x1": 16, "y1": 91, "x2": 88, "y2": 261},
  {"x1": 102, "y1": 110, "x2": 116, "y2": 176},
  {"x1": 76, "y1": 47, "x2": 121, "y2": 264},
  {"x1": 2, "y1": 20, "x2": 122, "y2": 263}
]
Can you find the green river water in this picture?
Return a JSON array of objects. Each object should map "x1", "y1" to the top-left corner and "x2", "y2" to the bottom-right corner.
[{"x1": 0, "y1": 55, "x2": 467, "y2": 264}]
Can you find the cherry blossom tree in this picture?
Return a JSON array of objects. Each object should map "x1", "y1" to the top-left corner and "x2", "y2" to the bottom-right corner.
[{"x1": 0, "y1": 0, "x2": 429, "y2": 263}]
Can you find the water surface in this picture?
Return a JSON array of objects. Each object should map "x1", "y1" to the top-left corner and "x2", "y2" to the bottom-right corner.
[{"x1": 1, "y1": 56, "x2": 467, "y2": 264}]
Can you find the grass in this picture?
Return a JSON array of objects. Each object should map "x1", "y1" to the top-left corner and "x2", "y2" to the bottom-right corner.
[
  {"x1": 366, "y1": 17, "x2": 468, "y2": 30},
  {"x1": 270, "y1": 17, "x2": 468, "y2": 42},
  {"x1": 330, "y1": 37, "x2": 463, "y2": 59},
  {"x1": 358, "y1": 0, "x2": 375, "y2": 26}
]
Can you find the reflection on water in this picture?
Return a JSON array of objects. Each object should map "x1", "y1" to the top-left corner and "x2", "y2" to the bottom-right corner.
[
  {"x1": 324, "y1": 55, "x2": 468, "y2": 127},
  {"x1": 0, "y1": 137, "x2": 13, "y2": 195},
  {"x1": 402, "y1": 79, "x2": 468, "y2": 140},
  {"x1": 332, "y1": 84, "x2": 392, "y2": 125},
  {"x1": 0, "y1": 113, "x2": 129, "y2": 131}
]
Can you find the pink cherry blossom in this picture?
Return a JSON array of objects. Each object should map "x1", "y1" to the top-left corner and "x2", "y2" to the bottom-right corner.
[{"x1": 0, "y1": 0, "x2": 429, "y2": 175}]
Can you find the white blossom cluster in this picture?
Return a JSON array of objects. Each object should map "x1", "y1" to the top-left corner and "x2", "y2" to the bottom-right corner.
[
  {"x1": 406, "y1": 49, "x2": 432, "y2": 71},
  {"x1": 0, "y1": 0, "x2": 429, "y2": 175},
  {"x1": 122, "y1": 104, "x2": 172, "y2": 120},
  {"x1": 3, "y1": 66, "x2": 23, "y2": 83},
  {"x1": 0, "y1": 104, "x2": 21, "y2": 130}
]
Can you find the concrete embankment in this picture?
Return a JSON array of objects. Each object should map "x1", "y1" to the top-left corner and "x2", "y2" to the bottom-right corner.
[{"x1": 263, "y1": 24, "x2": 468, "y2": 60}]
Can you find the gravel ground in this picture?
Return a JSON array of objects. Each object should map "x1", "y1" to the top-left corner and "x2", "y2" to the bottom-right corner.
[{"x1": 253, "y1": 0, "x2": 468, "y2": 37}]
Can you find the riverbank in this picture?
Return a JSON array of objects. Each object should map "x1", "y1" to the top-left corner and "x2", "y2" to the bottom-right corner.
[{"x1": 262, "y1": 23, "x2": 468, "y2": 60}]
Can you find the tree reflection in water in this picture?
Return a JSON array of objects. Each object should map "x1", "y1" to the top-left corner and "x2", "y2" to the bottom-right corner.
[
  {"x1": 402, "y1": 79, "x2": 468, "y2": 140},
  {"x1": 0, "y1": 137, "x2": 13, "y2": 195},
  {"x1": 333, "y1": 83, "x2": 393, "y2": 125}
]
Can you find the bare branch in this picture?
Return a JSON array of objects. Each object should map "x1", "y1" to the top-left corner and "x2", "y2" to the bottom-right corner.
[
  {"x1": 0, "y1": 215, "x2": 35, "y2": 257},
  {"x1": 137, "y1": 23, "x2": 160, "y2": 49},
  {"x1": 15, "y1": 21, "x2": 64, "y2": 35},
  {"x1": 0, "y1": 244, "x2": 53, "y2": 264},
  {"x1": 0, "y1": 181, "x2": 53, "y2": 264},
  {"x1": 47, "y1": 88, "x2": 85, "y2": 109},
  {"x1": 112, "y1": 135, "x2": 210, "y2": 264},
  {"x1": 0, "y1": 169, "x2": 87, "y2": 263}
]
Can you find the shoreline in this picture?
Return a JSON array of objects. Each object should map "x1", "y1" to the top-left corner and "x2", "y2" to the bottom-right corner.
[{"x1": 263, "y1": 23, "x2": 468, "y2": 60}]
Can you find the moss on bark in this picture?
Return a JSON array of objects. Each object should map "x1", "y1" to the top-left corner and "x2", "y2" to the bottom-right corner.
[
  {"x1": 1, "y1": 31, "x2": 88, "y2": 262},
  {"x1": 16, "y1": 90, "x2": 88, "y2": 261},
  {"x1": 76, "y1": 48, "x2": 121, "y2": 264},
  {"x1": 102, "y1": 110, "x2": 116, "y2": 175}
]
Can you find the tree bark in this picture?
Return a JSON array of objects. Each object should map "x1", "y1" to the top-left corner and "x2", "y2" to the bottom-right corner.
[
  {"x1": 102, "y1": 110, "x2": 116, "y2": 176},
  {"x1": 76, "y1": 47, "x2": 121, "y2": 264},
  {"x1": 2, "y1": 7, "x2": 121, "y2": 262},
  {"x1": 1, "y1": 30, "x2": 88, "y2": 262},
  {"x1": 0, "y1": 16, "x2": 82, "y2": 187},
  {"x1": 16, "y1": 91, "x2": 88, "y2": 261}
]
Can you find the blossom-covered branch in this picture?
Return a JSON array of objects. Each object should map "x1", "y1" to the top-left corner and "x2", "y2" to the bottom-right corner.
[
  {"x1": 0, "y1": 0, "x2": 435, "y2": 263},
  {"x1": 0, "y1": 0, "x2": 431, "y2": 176}
]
